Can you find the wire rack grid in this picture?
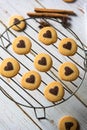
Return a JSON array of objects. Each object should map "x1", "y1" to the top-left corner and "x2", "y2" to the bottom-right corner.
[{"x1": 0, "y1": 17, "x2": 86, "y2": 119}]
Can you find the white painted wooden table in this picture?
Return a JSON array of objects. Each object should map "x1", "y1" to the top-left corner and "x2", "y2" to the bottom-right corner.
[{"x1": 0, "y1": 0, "x2": 87, "y2": 130}]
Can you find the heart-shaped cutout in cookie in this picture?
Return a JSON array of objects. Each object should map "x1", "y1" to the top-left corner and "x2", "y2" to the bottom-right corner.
[
  {"x1": 38, "y1": 57, "x2": 47, "y2": 65},
  {"x1": 43, "y1": 30, "x2": 52, "y2": 38},
  {"x1": 65, "y1": 122, "x2": 73, "y2": 130},
  {"x1": 17, "y1": 40, "x2": 25, "y2": 48},
  {"x1": 4, "y1": 62, "x2": 13, "y2": 71},
  {"x1": 65, "y1": 67, "x2": 74, "y2": 76},
  {"x1": 49, "y1": 86, "x2": 59, "y2": 96},
  {"x1": 63, "y1": 42, "x2": 72, "y2": 50},
  {"x1": 14, "y1": 18, "x2": 21, "y2": 25},
  {"x1": 26, "y1": 75, "x2": 35, "y2": 83}
]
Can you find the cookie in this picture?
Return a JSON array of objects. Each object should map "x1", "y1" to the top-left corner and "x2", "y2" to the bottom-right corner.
[
  {"x1": 63, "y1": 0, "x2": 75, "y2": 3},
  {"x1": 9, "y1": 15, "x2": 26, "y2": 31},
  {"x1": 44, "y1": 81, "x2": 64, "y2": 102},
  {"x1": 58, "y1": 38, "x2": 78, "y2": 56},
  {"x1": 58, "y1": 115, "x2": 79, "y2": 130},
  {"x1": 0, "y1": 58, "x2": 20, "y2": 78},
  {"x1": 34, "y1": 53, "x2": 53, "y2": 72},
  {"x1": 38, "y1": 26, "x2": 57, "y2": 45},
  {"x1": 12, "y1": 36, "x2": 32, "y2": 55},
  {"x1": 58, "y1": 62, "x2": 79, "y2": 81},
  {"x1": 21, "y1": 70, "x2": 41, "y2": 90}
]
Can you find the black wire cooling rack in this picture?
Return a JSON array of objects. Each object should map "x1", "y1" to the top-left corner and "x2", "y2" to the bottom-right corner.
[{"x1": 0, "y1": 17, "x2": 87, "y2": 119}]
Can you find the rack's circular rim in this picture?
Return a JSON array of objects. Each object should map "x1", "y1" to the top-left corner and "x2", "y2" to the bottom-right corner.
[{"x1": 0, "y1": 17, "x2": 86, "y2": 109}]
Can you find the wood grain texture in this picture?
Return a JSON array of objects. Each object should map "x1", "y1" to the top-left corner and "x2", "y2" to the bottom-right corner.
[{"x1": 0, "y1": 0, "x2": 87, "y2": 130}]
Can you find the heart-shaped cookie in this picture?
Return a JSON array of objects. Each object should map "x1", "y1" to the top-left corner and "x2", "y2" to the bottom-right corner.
[
  {"x1": 14, "y1": 18, "x2": 21, "y2": 25},
  {"x1": 43, "y1": 30, "x2": 52, "y2": 38},
  {"x1": 38, "y1": 57, "x2": 47, "y2": 65},
  {"x1": 63, "y1": 42, "x2": 72, "y2": 50},
  {"x1": 26, "y1": 75, "x2": 35, "y2": 83},
  {"x1": 49, "y1": 86, "x2": 59, "y2": 95},
  {"x1": 58, "y1": 115, "x2": 79, "y2": 130},
  {"x1": 65, "y1": 122, "x2": 73, "y2": 130},
  {"x1": 65, "y1": 67, "x2": 73, "y2": 76},
  {"x1": 17, "y1": 40, "x2": 25, "y2": 48},
  {"x1": 4, "y1": 62, "x2": 13, "y2": 71}
]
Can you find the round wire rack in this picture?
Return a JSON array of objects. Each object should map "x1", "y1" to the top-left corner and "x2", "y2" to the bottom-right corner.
[{"x1": 0, "y1": 17, "x2": 86, "y2": 119}]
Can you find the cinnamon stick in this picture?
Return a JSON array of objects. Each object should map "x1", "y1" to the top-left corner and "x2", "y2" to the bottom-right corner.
[
  {"x1": 27, "y1": 12, "x2": 68, "y2": 18},
  {"x1": 34, "y1": 8, "x2": 75, "y2": 15}
]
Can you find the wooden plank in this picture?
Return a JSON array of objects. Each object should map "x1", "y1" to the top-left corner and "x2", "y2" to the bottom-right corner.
[{"x1": 0, "y1": 92, "x2": 43, "y2": 130}]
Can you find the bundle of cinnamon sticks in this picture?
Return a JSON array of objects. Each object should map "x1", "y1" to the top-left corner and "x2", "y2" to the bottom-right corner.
[{"x1": 27, "y1": 8, "x2": 76, "y2": 19}]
